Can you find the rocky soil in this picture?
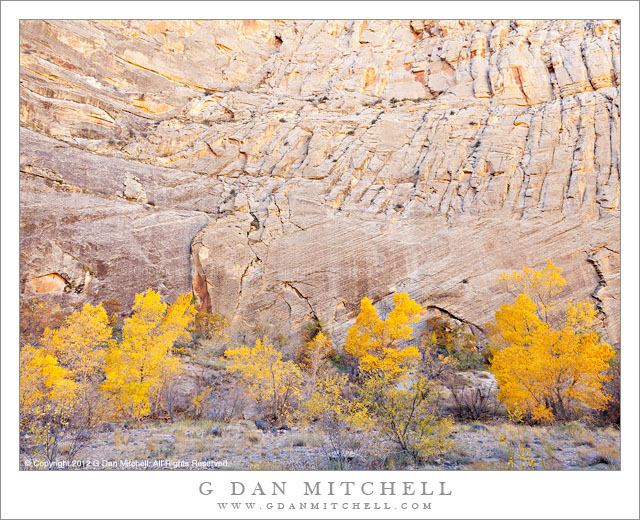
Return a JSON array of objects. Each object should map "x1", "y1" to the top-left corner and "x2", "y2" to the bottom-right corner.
[
  {"x1": 20, "y1": 20, "x2": 620, "y2": 344},
  {"x1": 19, "y1": 417, "x2": 620, "y2": 472}
]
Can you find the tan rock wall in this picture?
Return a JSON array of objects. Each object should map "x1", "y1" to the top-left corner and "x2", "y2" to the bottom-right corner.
[{"x1": 19, "y1": 20, "x2": 620, "y2": 345}]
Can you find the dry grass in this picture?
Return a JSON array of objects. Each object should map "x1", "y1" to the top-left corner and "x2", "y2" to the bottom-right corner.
[
  {"x1": 594, "y1": 439, "x2": 620, "y2": 468},
  {"x1": 382, "y1": 452, "x2": 415, "y2": 470},
  {"x1": 250, "y1": 460, "x2": 289, "y2": 470},
  {"x1": 466, "y1": 460, "x2": 506, "y2": 470},
  {"x1": 445, "y1": 442, "x2": 473, "y2": 465},
  {"x1": 494, "y1": 442, "x2": 515, "y2": 462},
  {"x1": 128, "y1": 447, "x2": 149, "y2": 461},
  {"x1": 145, "y1": 440, "x2": 158, "y2": 456},
  {"x1": 452, "y1": 423, "x2": 474, "y2": 433},
  {"x1": 556, "y1": 421, "x2": 596, "y2": 446},
  {"x1": 557, "y1": 420, "x2": 584, "y2": 434},
  {"x1": 536, "y1": 440, "x2": 563, "y2": 470},
  {"x1": 179, "y1": 417, "x2": 214, "y2": 429},
  {"x1": 24, "y1": 413, "x2": 619, "y2": 471},
  {"x1": 174, "y1": 429, "x2": 188, "y2": 446},
  {"x1": 289, "y1": 432, "x2": 323, "y2": 448},
  {"x1": 600, "y1": 425, "x2": 620, "y2": 440},
  {"x1": 493, "y1": 422, "x2": 535, "y2": 445},
  {"x1": 113, "y1": 430, "x2": 131, "y2": 446},
  {"x1": 243, "y1": 432, "x2": 261, "y2": 445},
  {"x1": 58, "y1": 442, "x2": 73, "y2": 457},
  {"x1": 219, "y1": 433, "x2": 241, "y2": 452},
  {"x1": 206, "y1": 357, "x2": 228, "y2": 371}
]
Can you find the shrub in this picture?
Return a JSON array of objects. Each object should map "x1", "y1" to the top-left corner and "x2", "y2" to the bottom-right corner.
[
  {"x1": 101, "y1": 298, "x2": 121, "y2": 326},
  {"x1": 445, "y1": 374, "x2": 498, "y2": 420},
  {"x1": 191, "y1": 385, "x2": 213, "y2": 419},
  {"x1": 418, "y1": 333, "x2": 456, "y2": 382},
  {"x1": 360, "y1": 373, "x2": 453, "y2": 463},
  {"x1": 225, "y1": 337, "x2": 303, "y2": 422},
  {"x1": 20, "y1": 298, "x2": 70, "y2": 347},
  {"x1": 599, "y1": 347, "x2": 620, "y2": 425},
  {"x1": 302, "y1": 318, "x2": 323, "y2": 341},
  {"x1": 206, "y1": 379, "x2": 247, "y2": 423},
  {"x1": 422, "y1": 316, "x2": 484, "y2": 370},
  {"x1": 294, "y1": 331, "x2": 333, "y2": 393},
  {"x1": 191, "y1": 312, "x2": 230, "y2": 345},
  {"x1": 19, "y1": 344, "x2": 82, "y2": 462},
  {"x1": 304, "y1": 373, "x2": 376, "y2": 469}
]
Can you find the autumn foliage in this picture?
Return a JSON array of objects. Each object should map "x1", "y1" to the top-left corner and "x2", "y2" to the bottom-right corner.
[
  {"x1": 20, "y1": 298, "x2": 69, "y2": 347},
  {"x1": 295, "y1": 331, "x2": 334, "y2": 392},
  {"x1": 20, "y1": 345, "x2": 77, "y2": 432},
  {"x1": 20, "y1": 289, "x2": 195, "y2": 447},
  {"x1": 489, "y1": 261, "x2": 615, "y2": 423},
  {"x1": 225, "y1": 337, "x2": 303, "y2": 422},
  {"x1": 341, "y1": 293, "x2": 453, "y2": 463},
  {"x1": 345, "y1": 293, "x2": 421, "y2": 379},
  {"x1": 304, "y1": 373, "x2": 374, "y2": 468},
  {"x1": 42, "y1": 304, "x2": 112, "y2": 427},
  {"x1": 421, "y1": 316, "x2": 482, "y2": 370},
  {"x1": 102, "y1": 290, "x2": 195, "y2": 420},
  {"x1": 19, "y1": 264, "x2": 619, "y2": 470},
  {"x1": 360, "y1": 373, "x2": 453, "y2": 463}
]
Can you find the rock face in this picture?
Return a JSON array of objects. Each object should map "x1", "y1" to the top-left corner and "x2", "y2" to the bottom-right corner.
[{"x1": 19, "y1": 20, "x2": 620, "y2": 345}]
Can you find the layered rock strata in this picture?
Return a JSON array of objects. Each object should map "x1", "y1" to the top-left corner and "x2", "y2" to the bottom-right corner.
[{"x1": 19, "y1": 20, "x2": 620, "y2": 344}]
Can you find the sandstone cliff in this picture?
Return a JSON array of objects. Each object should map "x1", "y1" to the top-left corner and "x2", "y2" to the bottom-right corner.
[{"x1": 19, "y1": 20, "x2": 620, "y2": 344}]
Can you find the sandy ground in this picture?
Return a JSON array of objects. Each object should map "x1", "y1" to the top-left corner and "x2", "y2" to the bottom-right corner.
[{"x1": 19, "y1": 417, "x2": 619, "y2": 471}]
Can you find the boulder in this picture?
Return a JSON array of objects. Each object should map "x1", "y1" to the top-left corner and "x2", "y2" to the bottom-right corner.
[{"x1": 254, "y1": 419, "x2": 270, "y2": 431}]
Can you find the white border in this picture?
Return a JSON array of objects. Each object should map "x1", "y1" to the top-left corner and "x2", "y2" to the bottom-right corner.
[{"x1": 2, "y1": 2, "x2": 638, "y2": 519}]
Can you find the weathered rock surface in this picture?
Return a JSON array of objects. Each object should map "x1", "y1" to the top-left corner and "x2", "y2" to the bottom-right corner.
[{"x1": 19, "y1": 20, "x2": 620, "y2": 344}]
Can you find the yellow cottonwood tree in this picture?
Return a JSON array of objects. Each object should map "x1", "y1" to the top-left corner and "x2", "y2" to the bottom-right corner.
[
  {"x1": 20, "y1": 345, "x2": 78, "y2": 429},
  {"x1": 42, "y1": 303, "x2": 112, "y2": 427},
  {"x1": 344, "y1": 294, "x2": 454, "y2": 461},
  {"x1": 345, "y1": 293, "x2": 421, "y2": 379},
  {"x1": 497, "y1": 258, "x2": 566, "y2": 323},
  {"x1": 20, "y1": 345, "x2": 79, "y2": 461},
  {"x1": 102, "y1": 289, "x2": 195, "y2": 420},
  {"x1": 490, "y1": 263, "x2": 614, "y2": 423},
  {"x1": 225, "y1": 337, "x2": 303, "y2": 422}
]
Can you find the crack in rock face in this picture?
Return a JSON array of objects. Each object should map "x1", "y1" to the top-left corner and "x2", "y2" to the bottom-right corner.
[{"x1": 19, "y1": 19, "x2": 620, "y2": 345}]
